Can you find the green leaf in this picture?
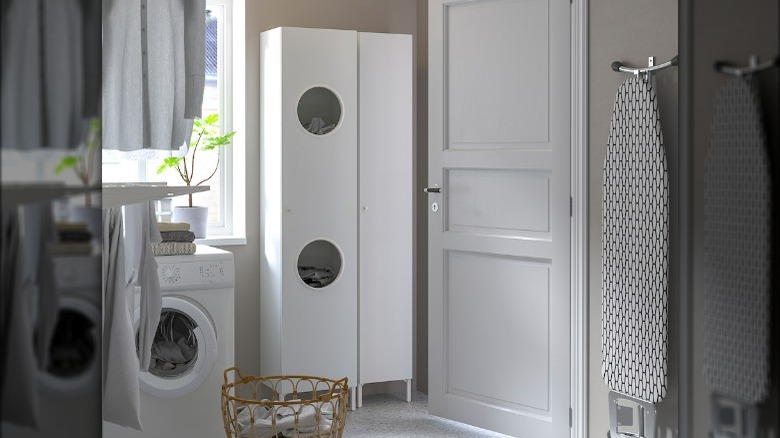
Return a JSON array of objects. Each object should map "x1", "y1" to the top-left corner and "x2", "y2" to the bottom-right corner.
[
  {"x1": 157, "y1": 157, "x2": 183, "y2": 174},
  {"x1": 54, "y1": 156, "x2": 79, "y2": 174},
  {"x1": 202, "y1": 131, "x2": 236, "y2": 151},
  {"x1": 204, "y1": 113, "x2": 219, "y2": 125}
]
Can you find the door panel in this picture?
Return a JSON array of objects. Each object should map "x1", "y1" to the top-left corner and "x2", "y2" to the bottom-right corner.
[
  {"x1": 428, "y1": 0, "x2": 571, "y2": 435},
  {"x1": 446, "y1": 0, "x2": 550, "y2": 148},
  {"x1": 446, "y1": 251, "x2": 550, "y2": 413},
  {"x1": 446, "y1": 169, "x2": 551, "y2": 235}
]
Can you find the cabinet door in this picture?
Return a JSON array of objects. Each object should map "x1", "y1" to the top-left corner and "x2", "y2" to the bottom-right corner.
[
  {"x1": 279, "y1": 27, "x2": 358, "y2": 383},
  {"x1": 358, "y1": 33, "x2": 413, "y2": 385}
]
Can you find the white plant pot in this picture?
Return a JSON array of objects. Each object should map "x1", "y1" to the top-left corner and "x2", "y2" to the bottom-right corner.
[
  {"x1": 172, "y1": 206, "x2": 208, "y2": 239},
  {"x1": 69, "y1": 206, "x2": 102, "y2": 242}
]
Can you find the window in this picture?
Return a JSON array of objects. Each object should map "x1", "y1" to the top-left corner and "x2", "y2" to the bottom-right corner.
[{"x1": 102, "y1": 0, "x2": 245, "y2": 245}]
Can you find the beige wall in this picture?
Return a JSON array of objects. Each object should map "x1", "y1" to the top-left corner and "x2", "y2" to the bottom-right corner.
[
  {"x1": 689, "y1": 1, "x2": 779, "y2": 435},
  {"x1": 588, "y1": 0, "x2": 679, "y2": 435},
  {"x1": 415, "y1": 0, "x2": 429, "y2": 394},
  {"x1": 218, "y1": 0, "x2": 426, "y2": 389}
]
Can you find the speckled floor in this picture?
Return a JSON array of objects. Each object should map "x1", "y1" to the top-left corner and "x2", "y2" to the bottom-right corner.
[{"x1": 342, "y1": 391, "x2": 510, "y2": 438}]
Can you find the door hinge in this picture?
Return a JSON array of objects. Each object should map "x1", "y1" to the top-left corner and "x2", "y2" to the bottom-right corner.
[
  {"x1": 569, "y1": 407, "x2": 573, "y2": 427},
  {"x1": 570, "y1": 196, "x2": 573, "y2": 217}
]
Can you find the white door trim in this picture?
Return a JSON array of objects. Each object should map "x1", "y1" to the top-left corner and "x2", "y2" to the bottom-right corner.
[{"x1": 571, "y1": 0, "x2": 588, "y2": 437}]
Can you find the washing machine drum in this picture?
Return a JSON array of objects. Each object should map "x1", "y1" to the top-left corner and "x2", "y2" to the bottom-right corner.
[
  {"x1": 39, "y1": 296, "x2": 100, "y2": 395},
  {"x1": 135, "y1": 295, "x2": 218, "y2": 398}
]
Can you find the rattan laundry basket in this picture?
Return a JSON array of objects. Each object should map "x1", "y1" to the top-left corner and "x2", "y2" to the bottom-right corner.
[{"x1": 221, "y1": 367, "x2": 349, "y2": 438}]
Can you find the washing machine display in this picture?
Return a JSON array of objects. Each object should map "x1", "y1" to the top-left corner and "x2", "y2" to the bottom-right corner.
[{"x1": 135, "y1": 296, "x2": 218, "y2": 398}]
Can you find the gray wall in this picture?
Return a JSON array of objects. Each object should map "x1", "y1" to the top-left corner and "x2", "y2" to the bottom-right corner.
[
  {"x1": 415, "y1": 0, "x2": 429, "y2": 394},
  {"x1": 689, "y1": 1, "x2": 779, "y2": 435},
  {"x1": 218, "y1": 0, "x2": 427, "y2": 391},
  {"x1": 588, "y1": 0, "x2": 679, "y2": 435}
]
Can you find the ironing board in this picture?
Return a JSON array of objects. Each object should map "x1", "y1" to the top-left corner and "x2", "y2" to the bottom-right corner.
[
  {"x1": 704, "y1": 75, "x2": 771, "y2": 437},
  {"x1": 602, "y1": 75, "x2": 669, "y2": 438}
]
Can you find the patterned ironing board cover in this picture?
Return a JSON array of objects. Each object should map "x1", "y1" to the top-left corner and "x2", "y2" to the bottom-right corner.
[
  {"x1": 602, "y1": 76, "x2": 669, "y2": 405},
  {"x1": 704, "y1": 76, "x2": 771, "y2": 405}
]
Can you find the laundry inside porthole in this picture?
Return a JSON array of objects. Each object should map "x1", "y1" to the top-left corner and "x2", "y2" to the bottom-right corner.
[
  {"x1": 297, "y1": 240, "x2": 343, "y2": 288},
  {"x1": 141, "y1": 309, "x2": 200, "y2": 378},
  {"x1": 297, "y1": 86, "x2": 342, "y2": 135},
  {"x1": 44, "y1": 309, "x2": 97, "y2": 379}
]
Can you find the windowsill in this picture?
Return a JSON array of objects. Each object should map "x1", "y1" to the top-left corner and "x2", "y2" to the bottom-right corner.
[{"x1": 195, "y1": 235, "x2": 247, "y2": 246}]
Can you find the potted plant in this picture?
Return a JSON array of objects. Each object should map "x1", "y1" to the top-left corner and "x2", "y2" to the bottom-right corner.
[
  {"x1": 157, "y1": 113, "x2": 236, "y2": 238},
  {"x1": 55, "y1": 118, "x2": 101, "y2": 239}
]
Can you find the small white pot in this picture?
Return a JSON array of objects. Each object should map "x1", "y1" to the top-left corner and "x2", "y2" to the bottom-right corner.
[{"x1": 172, "y1": 206, "x2": 208, "y2": 238}]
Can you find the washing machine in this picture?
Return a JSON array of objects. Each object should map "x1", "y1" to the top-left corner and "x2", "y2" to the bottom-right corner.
[
  {"x1": 103, "y1": 244, "x2": 235, "y2": 438},
  {"x1": 1, "y1": 252, "x2": 102, "y2": 438}
]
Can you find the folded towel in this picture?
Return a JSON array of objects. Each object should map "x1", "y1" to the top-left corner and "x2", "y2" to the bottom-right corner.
[
  {"x1": 160, "y1": 230, "x2": 196, "y2": 243},
  {"x1": 157, "y1": 221, "x2": 190, "y2": 232},
  {"x1": 57, "y1": 230, "x2": 93, "y2": 242},
  {"x1": 152, "y1": 242, "x2": 197, "y2": 256},
  {"x1": 50, "y1": 242, "x2": 94, "y2": 255},
  {"x1": 55, "y1": 221, "x2": 89, "y2": 232}
]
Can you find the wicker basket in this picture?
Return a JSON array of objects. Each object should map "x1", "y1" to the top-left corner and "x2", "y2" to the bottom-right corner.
[{"x1": 221, "y1": 367, "x2": 349, "y2": 438}]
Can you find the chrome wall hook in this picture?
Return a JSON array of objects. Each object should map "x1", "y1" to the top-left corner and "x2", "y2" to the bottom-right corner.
[{"x1": 714, "y1": 55, "x2": 779, "y2": 76}]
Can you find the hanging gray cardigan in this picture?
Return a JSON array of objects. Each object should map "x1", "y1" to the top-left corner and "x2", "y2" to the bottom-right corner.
[
  {"x1": 102, "y1": 0, "x2": 205, "y2": 157},
  {"x1": 1, "y1": 0, "x2": 95, "y2": 150}
]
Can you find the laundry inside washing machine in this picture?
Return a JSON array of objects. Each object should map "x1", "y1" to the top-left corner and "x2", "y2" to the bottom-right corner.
[
  {"x1": 139, "y1": 308, "x2": 200, "y2": 378},
  {"x1": 44, "y1": 308, "x2": 97, "y2": 379}
]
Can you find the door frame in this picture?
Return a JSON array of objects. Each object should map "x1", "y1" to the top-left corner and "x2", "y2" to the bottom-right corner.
[{"x1": 571, "y1": 0, "x2": 588, "y2": 437}]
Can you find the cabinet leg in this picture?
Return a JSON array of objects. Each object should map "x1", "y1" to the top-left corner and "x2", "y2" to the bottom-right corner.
[
  {"x1": 357, "y1": 384, "x2": 363, "y2": 408},
  {"x1": 350, "y1": 387, "x2": 356, "y2": 411},
  {"x1": 405, "y1": 379, "x2": 412, "y2": 403}
]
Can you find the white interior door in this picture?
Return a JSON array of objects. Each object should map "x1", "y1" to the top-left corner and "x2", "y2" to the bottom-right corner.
[{"x1": 427, "y1": 0, "x2": 571, "y2": 436}]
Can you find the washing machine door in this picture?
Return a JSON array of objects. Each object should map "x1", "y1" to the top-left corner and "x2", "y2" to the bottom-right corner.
[
  {"x1": 134, "y1": 295, "x2": 218, "y2": 398},
  {"x1": 38, "y1": 296, "x2": 100, "y2": 395}
]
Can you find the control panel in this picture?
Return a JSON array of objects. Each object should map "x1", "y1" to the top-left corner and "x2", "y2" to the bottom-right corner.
[{"x1": 156, "y1": 258, "x2": 235, "y2": 290}]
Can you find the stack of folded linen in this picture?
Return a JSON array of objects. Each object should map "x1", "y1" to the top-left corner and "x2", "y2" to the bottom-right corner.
[
  {"x1": 153, "y1": 222, "x2": 197, "y2": 256},
  {"x1": 51, "y1": 222, "x2": 93, "y2": 254}
]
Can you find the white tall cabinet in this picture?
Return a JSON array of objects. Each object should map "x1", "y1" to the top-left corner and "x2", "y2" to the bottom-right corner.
[
  {"x1": 259, "y1": 27, "x2": 412, "y2": 408},
  {"x1": 357, "y1": 32, "x2": 413, "y2": 406}
]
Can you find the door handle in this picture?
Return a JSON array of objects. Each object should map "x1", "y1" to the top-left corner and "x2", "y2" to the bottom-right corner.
[{"x1": 423, "y1": 185, "x2": 442, "y2": 194}]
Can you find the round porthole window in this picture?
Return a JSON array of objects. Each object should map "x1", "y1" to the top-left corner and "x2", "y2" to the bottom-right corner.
[
  {"x1": 297, "y1": 240, "x2": 343, "y2": 288},
  {"x1": 297, "y1": 86, "x2": 342, "y2": 135},
  {"x1": 135, "y1": 295, "x2": 217, "y2": 398},
  {"x1": 146, "y1": 309, "x2": 200, "y2": 379},
  {"x1": 45, "y1": 308, "x2": 97, "y2": 379},
  {"x1": 37, "y1": 296, "x2": 100, "y2": 395}
]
